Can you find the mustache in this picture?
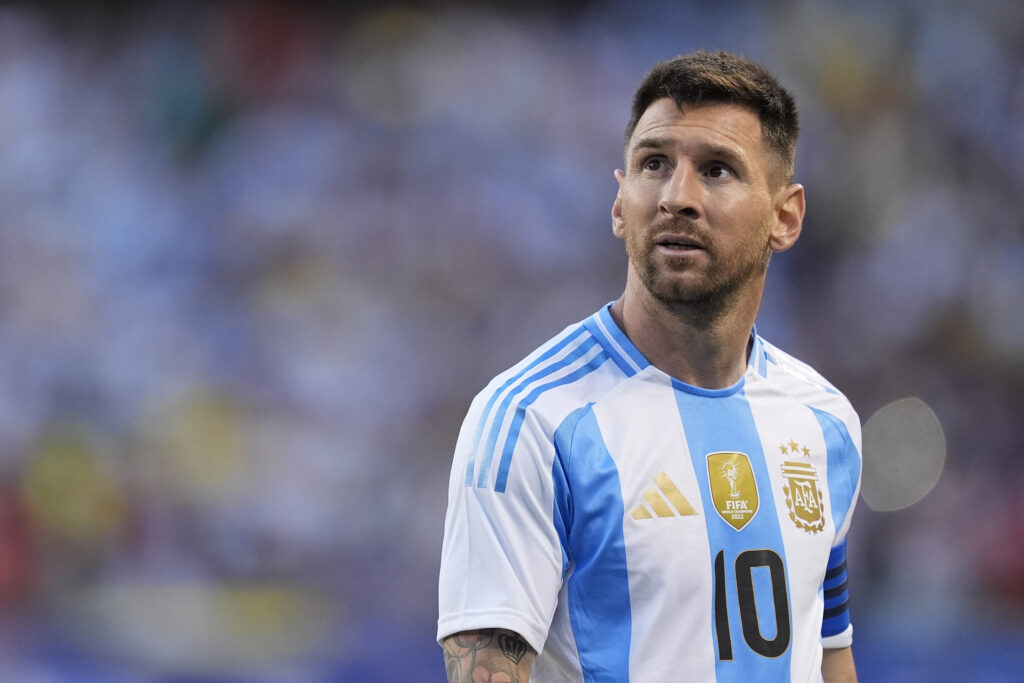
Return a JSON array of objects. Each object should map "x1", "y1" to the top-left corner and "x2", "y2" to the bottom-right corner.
[
  {"x1": 649, "y1": 216, "x2": 711, "y2": 244},
  {"x1": 652, "y1": 215, "x2": 701, "y2": 233}
]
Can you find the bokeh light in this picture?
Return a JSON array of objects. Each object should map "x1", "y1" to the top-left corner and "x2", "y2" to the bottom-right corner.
[{"x1": 861, "y1": 397, "x2": 946, "y2": 512}]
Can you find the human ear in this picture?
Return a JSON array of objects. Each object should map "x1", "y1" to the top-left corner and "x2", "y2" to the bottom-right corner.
[
  {"x1": 769, "y1": 183, "x2": 804, "y2": 252},
  {"x1": 612, "y1": 169, "x2": 625, "y2": 238}
]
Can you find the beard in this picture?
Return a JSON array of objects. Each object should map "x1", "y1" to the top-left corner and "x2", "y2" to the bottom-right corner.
[{"x1": 624, "y1": 216, "x2": 773, "y2": 326}]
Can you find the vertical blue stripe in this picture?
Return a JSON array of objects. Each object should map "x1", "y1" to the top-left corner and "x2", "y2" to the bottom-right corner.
[
  {"x1": 465, "y1": 325, "x2": 588, "y2": 485},
  {"x1": 493, "y1": 351, "x2": 609, "y2": 492},
  {"x1": 474, "y1": 334, "x2": 599, "y2": 489},
  {"x1": 553, "y1": 408, "x2": 631, "y2": 682},
  {"x1": 550, "y1": 410, "x2": 581, "y2": 580},
  {"x1": 674, "y1": 383, "x2": 793, "y2": 682},
  {"x1": 810, "y1": 408, "x2": 860, "y2": 537}
]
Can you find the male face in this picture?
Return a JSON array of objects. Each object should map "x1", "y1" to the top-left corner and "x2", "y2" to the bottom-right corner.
[{"x1": 612, "y1": 98, "x2": 803, "y2": 320}]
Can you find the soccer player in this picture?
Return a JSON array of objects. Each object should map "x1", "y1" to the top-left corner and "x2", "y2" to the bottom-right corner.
[{"x1": 438, "y1": 51, "x2": 861, "y2": 682}]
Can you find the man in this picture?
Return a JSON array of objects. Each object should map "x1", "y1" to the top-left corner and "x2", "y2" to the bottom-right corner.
[{"x1": 438, "y1": 51, "x2": 861, "y2": 682}]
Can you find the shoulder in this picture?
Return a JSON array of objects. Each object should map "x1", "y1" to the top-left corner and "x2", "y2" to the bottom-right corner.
[
  {"x1": 757, "y1": 337, "x2": 859, "y2": 426},
  {"x1": 755, "y1": 337, "x2": 863, "y2": 538},
  {"x1": 470, "y1": 307, "x2": 651, "y2": 421},
  {"x1": 758, "y1": 337, "x2": 841, "y2": 396},
  {"x1": 459, "y1": 312, "x2": 637, "y2": 492}
]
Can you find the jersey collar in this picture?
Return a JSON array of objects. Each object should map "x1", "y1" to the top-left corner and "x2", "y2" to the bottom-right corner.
[{"x1": 585, "y1": 303, "x2": 769, "y2": 382}]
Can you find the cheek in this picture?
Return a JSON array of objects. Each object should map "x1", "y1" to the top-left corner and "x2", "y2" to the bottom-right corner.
[
  {"x1": 709, "y1": 197, "x2": 772, "y2": 234},
  {"x1": 620, "y1": 184, "x2": 659, "y2": 214}
]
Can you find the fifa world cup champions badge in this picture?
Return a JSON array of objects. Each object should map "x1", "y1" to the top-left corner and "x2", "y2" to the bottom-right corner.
[
  {"x1": 707, "y1": 452, "x2": 759, "y2": 531},
  {"x1": 779, "y1": 440, "x2": 825, "y2": 534}
]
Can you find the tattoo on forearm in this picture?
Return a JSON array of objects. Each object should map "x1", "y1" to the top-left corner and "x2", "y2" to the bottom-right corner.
[
  {"x1": 443, "y1": 629, "x2": 532, "y2": 683},
  {"x1": 443, "y1": 631, "x2": 491, "y2": 681},
  {"x1": 498, "y1": 633, "x2": 527, "y2": 664}
]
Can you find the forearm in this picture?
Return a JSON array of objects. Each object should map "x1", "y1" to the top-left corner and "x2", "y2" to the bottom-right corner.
[
  {"x1": 822, "y1": 646, "x2": 857, "y2": 683},
  {"x1": 442, "y1": 628, "x2": 535, "y2": 683}
]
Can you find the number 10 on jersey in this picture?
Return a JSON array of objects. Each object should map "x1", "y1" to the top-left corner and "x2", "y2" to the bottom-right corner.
[{"x1": 714, "y1": 549, "x2": 791, "y2": 659}]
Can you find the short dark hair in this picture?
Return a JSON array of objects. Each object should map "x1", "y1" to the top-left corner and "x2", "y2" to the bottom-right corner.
[{"x1": 624, "y1": 51, "x2": 799, "y2": 184}]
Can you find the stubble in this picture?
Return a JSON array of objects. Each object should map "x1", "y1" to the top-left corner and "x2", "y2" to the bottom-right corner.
[{"x1": 625, "y1": 217, "x2": 773, "y2": 327}]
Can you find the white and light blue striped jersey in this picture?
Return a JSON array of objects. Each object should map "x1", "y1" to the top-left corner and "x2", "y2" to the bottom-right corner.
[{"x1": 438, "y1": 304, "x2": 861, "y2": 682}]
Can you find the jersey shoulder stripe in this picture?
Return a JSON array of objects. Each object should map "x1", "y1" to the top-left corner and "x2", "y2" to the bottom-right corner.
[
  {"x1": 493, "y1": 348, "x2": 611, "y2": 492},
  {"x1": 466, "y1": 306, "x2": 647, "y2": 492},
  {"x1": 464, "y1": 322, "x2": 589, "y2": 487},
  {"x1": 474, "y1": 334, "x2": 601, "y2": 489},
  {"x1": 584, "y1": 305, "x2": 647, "y2": 374},
  {"x1": 759, "y1": 336, "x2": 843, "y2": 397},
  {"x1": 811, "y1": 406, "x2": 862, "y2": 540}
]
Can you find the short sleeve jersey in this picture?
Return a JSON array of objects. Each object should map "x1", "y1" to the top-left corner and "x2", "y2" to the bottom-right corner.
[{"x1": 438, "y1": 305, "x2": 861, "y2": 682}]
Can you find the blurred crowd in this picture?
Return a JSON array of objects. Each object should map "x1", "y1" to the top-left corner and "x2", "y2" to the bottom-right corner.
[{"x1": 0, "y1": 1, "x2": 1022, "y2": 680}]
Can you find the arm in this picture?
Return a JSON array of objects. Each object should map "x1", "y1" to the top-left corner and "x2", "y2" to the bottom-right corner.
[
  {"x1": 439, "y1": 399, "x2": 572, "y2": 680},
  {"x1": 822, "y1": 646, "x2": 857, "y2": 683},
  {"x1": 442, "y1": 629, "x2": 535, "y2": 683}
]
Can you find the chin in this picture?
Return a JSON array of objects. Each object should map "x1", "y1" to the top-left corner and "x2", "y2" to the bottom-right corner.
[
  {"x1": 646, "y1": 273, "x2": 713, "y2": 304},
  {"x1": 643, "y1": 272, "x2": 743, "y2": 318}
]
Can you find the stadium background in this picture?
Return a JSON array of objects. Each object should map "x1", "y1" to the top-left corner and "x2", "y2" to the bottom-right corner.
[{"x1": 1, "y1": 1, "x2": 1023, "y2": 680}]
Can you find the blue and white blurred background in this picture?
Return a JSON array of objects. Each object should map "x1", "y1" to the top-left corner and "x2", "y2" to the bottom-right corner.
[{"x1": 1, "y1": 1, "x2": 1022, "y2": 681}]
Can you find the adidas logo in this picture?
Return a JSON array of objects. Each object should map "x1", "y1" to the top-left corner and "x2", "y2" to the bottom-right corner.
[{"x1": 630, "y1": 471, "x2": 697, "y2": 519}]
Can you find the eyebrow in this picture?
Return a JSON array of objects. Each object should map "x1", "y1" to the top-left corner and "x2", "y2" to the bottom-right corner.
[{"x1": 629, "y1": 136, "x2": 747, "y2": 168}]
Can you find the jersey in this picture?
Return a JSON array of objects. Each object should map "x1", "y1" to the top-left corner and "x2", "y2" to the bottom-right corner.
[{"x1": 438, "y1": 304, "x2": 861, "y2": 682}]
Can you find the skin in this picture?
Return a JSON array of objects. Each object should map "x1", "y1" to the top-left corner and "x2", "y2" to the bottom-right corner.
[
  {"x1": 610, "y1": 98, "x2": 805, "y2": 389},
  {"x1": 442, "y1": 629, "x2": 534, "y2": 683},
  {"x1": 445, "y1": 98, "x2": 856, "y2": 683},
  {"x1": 822, "y1": 646, "x2": 858, "y2": 682}
]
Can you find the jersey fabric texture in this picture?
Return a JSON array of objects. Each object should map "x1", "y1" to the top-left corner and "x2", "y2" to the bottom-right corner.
[{"x1": 438, "y1": 304, "x2": 861, "y2": 682}]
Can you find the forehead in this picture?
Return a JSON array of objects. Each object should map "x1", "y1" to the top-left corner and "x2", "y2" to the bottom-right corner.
[{"x1": 627, "y1": 98, "x2": 765, "y2": 158}]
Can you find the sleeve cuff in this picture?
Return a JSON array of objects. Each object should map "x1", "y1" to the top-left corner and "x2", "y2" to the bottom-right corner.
[
  {"x1": 437, "y1": 609, "x2": 548, "y2": 655},
  {"x1": 822, "y1": 623, "x2": 853, "y2": 649}
]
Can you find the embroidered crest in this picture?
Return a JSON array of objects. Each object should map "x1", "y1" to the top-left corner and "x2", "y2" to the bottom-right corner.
[
  {"x1": 781, "y1": 447, "x2": 825, "y2": 533},
  {"x1": 707, "y1": 452, "x2": 758, "y2": 531}
]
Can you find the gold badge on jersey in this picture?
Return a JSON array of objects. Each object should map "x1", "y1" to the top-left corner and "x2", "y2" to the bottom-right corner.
[
  {"x1": 707, "y1": 452, "x2": 759, "y2": 531},
  {"x1": 780, "y1": 441, "x2": 825, "y2": 533}
]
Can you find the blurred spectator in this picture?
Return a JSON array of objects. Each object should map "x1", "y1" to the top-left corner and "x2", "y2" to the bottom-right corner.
[{"x1": 0, "y1": 1, "x2": 1022, "y2": 680}]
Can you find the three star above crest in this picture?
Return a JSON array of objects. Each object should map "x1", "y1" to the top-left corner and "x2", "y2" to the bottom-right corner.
[{"x1": 779, "y1": 440, "x2": 812, "y2": 456}]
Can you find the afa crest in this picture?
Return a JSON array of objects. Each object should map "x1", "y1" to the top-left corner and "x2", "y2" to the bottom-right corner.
[{"x1": 781, "y1": 455, "x2": 825, "y2": 534}]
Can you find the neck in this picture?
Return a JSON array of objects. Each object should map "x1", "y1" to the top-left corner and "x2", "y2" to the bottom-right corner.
[{"x1": 610, "y1": 278, "x2": 761, "y2": 389}]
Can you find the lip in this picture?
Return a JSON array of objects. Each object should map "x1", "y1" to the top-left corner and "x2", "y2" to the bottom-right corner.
[{"x1": 654, "y1": 233, "x2": 706, "y2": 251}]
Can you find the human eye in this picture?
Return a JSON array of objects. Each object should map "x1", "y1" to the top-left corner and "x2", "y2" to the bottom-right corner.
[
  {"x1": 704, "y1": 162, "x2": 734, "y2": 179},
  {"x1": 641, "y1": 155, "x2": 668, "y2": 173}
]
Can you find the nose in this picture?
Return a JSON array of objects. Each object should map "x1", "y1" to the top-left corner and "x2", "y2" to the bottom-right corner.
[{"x1": 658, "y1": 167, "x2": 701, "y2": 219}]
